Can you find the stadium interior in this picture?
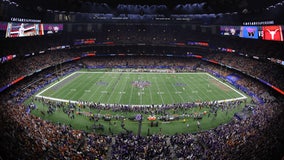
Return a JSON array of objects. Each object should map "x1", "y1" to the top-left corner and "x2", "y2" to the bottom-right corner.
[{"x1": 0, "y1": 0, "x2": 284, "y2": 159}]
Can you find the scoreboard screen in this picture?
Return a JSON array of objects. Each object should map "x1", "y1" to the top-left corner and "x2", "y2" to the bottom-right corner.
[
  {"x1": 6, "y1": 22, "x2": 44, "y2": 38},
  {"x1": 44, "y1": 24, "x2": 63, "y2": 34},
  {"x1": 220, "y1": 26, "x2": 240, "y2": 37},
  {"x1": 4, "y1": 22, "x2": 63, "y2": 38},
  {"x1": 261, "y1": 25, "x2": 283, "y2": 41},
  {"x1": 0, "y1": 22, "x2": 7, "y2": 37},
  {"x1": 240, "y1": 26, "x2": 259, "y2": 39},
  {"x1": 221, "y1": 25, "x2": 284, "y2": 42}
]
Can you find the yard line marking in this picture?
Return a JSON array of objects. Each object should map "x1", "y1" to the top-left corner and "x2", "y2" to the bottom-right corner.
[
  {"x1": 153, "y1": 75, "x2": 165, "y2": 104},
  {"x1": 87, "y1": 73, "x2": 109, "y2": 101},
  {"x1": 170, "y1": 76, "x2": 186, "y2": 102},
  {"x1": 128, "y1": 81, "x2": 134, "y2": 104},
  {"x1": 201, "y1": 75, "x2": 229, "y2": 100},
  {"x1": 160, "y1": 74, "x2": 177, "y2": 103},
  {"x1": 106, "y1": 73, "x2": 122, "y2": 103},
  {"x1": 175, "y1": 75, "x2": 194, "y2": 102},
  {"x1": 96, "y1": 73, "x2": 118, "y2": 102},
  {"x1": 206, "y1": 73, "x2": 247, "y2": 99},
  {"x1": 76, "y1": 71, "x2": 208, "y2": 74},
  {"x1": 68, "y1": 74, "x2": 94, "y2": 100},
  {"x1": 117, "y1": 73, "x2": 129, "y2": 103},
  {"x1": 146, "y1": 75, "x2": 154, "y2": 104},
  {"x1": 178, "y1": 74, "x2": 204, "y2": 102},
  {"x1": 36, "y1": 72, "x2": 77, "y2": 96},
  {"x1": 37, "y1": 71, "x2": 247, "y2": 106},
  {"x1": 191, "y1": 74, "x2": 220, "y2": 101},
  {"x1": 193, "y1": 74, "x2": 213, "y2": 101}
]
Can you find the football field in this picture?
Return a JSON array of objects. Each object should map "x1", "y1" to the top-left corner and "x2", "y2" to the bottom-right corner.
[{"x1": 36, "y1": 71, "x2": 246, "y2": 105}]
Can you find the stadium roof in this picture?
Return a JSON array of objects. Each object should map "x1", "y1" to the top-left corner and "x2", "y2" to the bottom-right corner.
[{"x1": 10, "y1": 0, "x2": 284, "y2": 14}]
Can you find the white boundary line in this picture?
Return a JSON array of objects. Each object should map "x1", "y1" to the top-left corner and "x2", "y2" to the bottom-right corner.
[
  {"x1": 76, "y1": 71, "x2": 207, "y2": 74},
  {"x1": 35, "y1": 96, "x2": 78, "y2": 103},
  {"x1": 36, "y1": 72, "x2": 77, "y2": 96},
  {"x1": 206, "y1": 73, "x2": 246, "y2": 97},
  {"x1": 35, "y1": 71, "x2": 247, "y2": 106}
]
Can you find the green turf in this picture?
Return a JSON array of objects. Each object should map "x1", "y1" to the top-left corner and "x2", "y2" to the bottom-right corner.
[
  {"x1": 29, "y1": 100, "x2": 246, "y2": 136},
  {"x1": 26, "y1": 71, "x2": 249, "y2": 136},
  {"x1": 36, "y1": 71, "x2": 246, "y2": 105}
]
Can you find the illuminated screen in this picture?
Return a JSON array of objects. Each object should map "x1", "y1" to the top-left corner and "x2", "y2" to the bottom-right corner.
[
  {"x1": 0, "y1": 22, "x2": 7, "y2": 37},
  {"x1": 44, "y1": 24, "x2": 63, "y2": 34},
  {"x1": 220, "y1": 26, "x2": 240, "y2": 36},
  {"x1": 0, "y1": 55, "x2": 16, "y2": 63},
  {"x1": 261, "y1": 25, "x2": 283, "y2": 41},
  {"x1": 5, "y1": 22, "x2": 44, "y2": 38},
  {"x1": 74, "y1": 38, "x2": 96, "y2": 45},
  {"x1": 240, "y1": 26, "x2": 258, "y2": 39},
  {"x1": 0, "y1": 22, "x2": 7, "y2": 30}
]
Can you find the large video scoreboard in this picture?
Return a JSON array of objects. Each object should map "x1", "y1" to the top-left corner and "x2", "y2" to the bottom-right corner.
[
  {"x1": 0, "y1": 22, "x2": 63, "y2": 38},
  {"x1": 220, "y1": 25, "x2": 283, "y2": 41}
]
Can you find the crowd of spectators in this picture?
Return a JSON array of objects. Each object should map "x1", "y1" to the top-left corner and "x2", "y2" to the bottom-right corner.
[
  {"x1": 209, "y1": 35, "x2": 284, "y2": 59},
  {"x1": 1, "y1": 46, "x2": 284, "y2": 95},
  {"x1": 81, "y1": 56, "x2": 200, "y2": 69},
  {"x1": 0, "y1": 25, "x2": 283, "y2": 159},
  {"x1": 0, "y1": 53, "x2": 282, "y2": 106},
  {"x1": 0, "y1": 51, "x2": 82, "y2": 89},
  {"x1": 9, "y1": 63, "x2": 81, "y2": 104},
  {"x1": 200, "y1": 62, "x2": 277, "y2": 102},
  {"x1": 0, "y1": 20, "x2": 284, "y2": 159},
  {"x1": 112, "y1": 133, "x2": 172, "y2": 159},
  {"x1": 195, "y1": 101, "x2": 283, "y2": 160},
  {"x1": 1, "y1": 56, "x2": 283, "y2": 159},
  {"x1": 202, "y1": 52, "x2": 284, "y2": 91},
  {"x1": 1, "y1": 22, "x2": 284, "y2": 93},
  {"x1": 0, "y1": 102, "x2": 111, "y2": 159}
]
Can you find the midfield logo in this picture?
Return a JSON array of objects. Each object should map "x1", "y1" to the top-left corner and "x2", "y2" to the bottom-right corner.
[{"x1": 132, "y1": 80, "x2": 151, "y2": 88}]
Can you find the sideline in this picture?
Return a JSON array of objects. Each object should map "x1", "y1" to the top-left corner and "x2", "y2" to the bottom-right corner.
[{"x1": 36, "y1": 71, "x2": 247, "y2": 106}]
